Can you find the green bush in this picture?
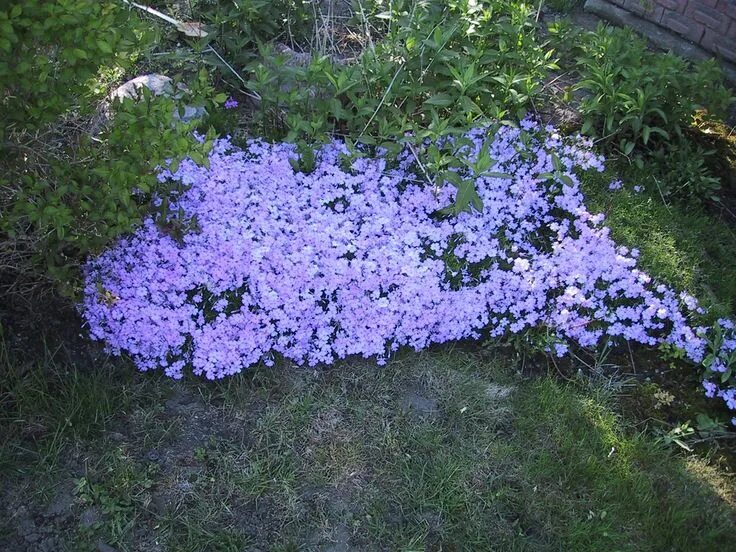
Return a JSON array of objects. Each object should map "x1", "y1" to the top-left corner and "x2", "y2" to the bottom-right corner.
[
  {"x1": 0, "y1": 1, "x2": 145, "y2": 132},
  {"x1": 573, "y1": 25, "x2": 731, "y2": 158},
  {"x1": 552, "y1": 24, "x2": 732, "y2": 204},
  {"x1": 244, "y1": 0, "x2": 556, "y2": 212},
  {"x1": 0, "y1": 2, "x2": 219, "y2": 295}
]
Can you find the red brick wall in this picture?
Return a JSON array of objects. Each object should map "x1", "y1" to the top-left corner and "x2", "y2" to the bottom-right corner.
[{"x1": 606, "y1": 0, "x2": 736, "y2": 62}]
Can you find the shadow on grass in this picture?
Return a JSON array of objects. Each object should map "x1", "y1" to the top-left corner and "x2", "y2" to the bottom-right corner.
[{"x1": 0, "y1": 344, "x2": 733, "y2": 551}]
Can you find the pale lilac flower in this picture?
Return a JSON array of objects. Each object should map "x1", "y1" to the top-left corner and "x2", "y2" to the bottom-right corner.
[{"x1": 78, "y1": 121, "x2": 722, "y2": 407}]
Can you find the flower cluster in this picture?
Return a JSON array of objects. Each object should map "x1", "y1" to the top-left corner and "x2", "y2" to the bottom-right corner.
[
  {"x1": 701, "y1": 319, "x2": 736, "y2": 423},
  {"x1": 81, "y1": 121, "x2": 733, "y2": 421}
]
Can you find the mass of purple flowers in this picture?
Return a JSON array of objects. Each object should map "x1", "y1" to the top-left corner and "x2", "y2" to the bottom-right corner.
[
  {"x1": 81, "y1": 121, "x2": 734, "y2": 421},
  {"x1": 702, "y1": 318, "x2": 736, "y2": 422}
]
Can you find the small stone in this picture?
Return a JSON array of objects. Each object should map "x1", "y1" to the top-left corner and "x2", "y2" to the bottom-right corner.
[
  {"x1": 97, "y1": 541, "x2": 118, "y2": 552},
  {"x1": 146, "y1": 449, "x2": 161, "y2": 462},
  {"x1": 80, "y1": 506, "x2": 102, "y2": 528}
]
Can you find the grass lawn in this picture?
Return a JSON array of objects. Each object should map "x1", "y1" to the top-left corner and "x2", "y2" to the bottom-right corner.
[
  {"x1": 1, "y1": 345, "x2": 734, "y2": 551},
  {"x1": 3, "y1": 2, "x2": 736, "y2": 551}
]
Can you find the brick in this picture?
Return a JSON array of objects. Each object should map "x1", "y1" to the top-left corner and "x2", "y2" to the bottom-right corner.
[
  {"x1": 717, "y1": 0, "x2": 736, "y2": 20},
  {"x1": 702, "y1": 27, "x2": 736, "y2": 61},
  {"x1": 685, "y1": 4, "x2": 730, "y2": 33},
  {"x1": 661, "y1": 10, "x2": 706, "y2": 42},
  {"x1": 653, "y1": 0, "x2": 689, "y2": 13},
  {"x1": 624, "y1": 0, "x2": 664, "y2": 23}
]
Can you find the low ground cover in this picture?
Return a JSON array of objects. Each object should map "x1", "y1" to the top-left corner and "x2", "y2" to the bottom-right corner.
[
  {"x1": 2, "y1": 346, "x2": 734, "y2": 550},
  {"x1": 2, "y1": 1, "x2": 736, "y2": 549}
]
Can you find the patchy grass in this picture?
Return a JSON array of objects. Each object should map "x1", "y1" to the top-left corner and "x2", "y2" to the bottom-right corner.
[
  {"x1": 1, "y1": 346, "x2": 733, "y2": 550},
  {"x1": 581, "y1": 167, "x2": 736, "y2": 319}
]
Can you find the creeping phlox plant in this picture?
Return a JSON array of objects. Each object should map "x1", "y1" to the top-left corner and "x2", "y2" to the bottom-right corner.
[
  {"x1": 702, "y1": 319, "x2": 736, "y2": 425},
  {"x1": 81, "y1": 122, "x2": 734, "y2": 423}
]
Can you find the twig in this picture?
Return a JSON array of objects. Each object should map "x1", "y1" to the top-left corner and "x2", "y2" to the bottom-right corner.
[
  {"x1": 359, "y1": 62, "x2": 404, "y2": 137},
  {"x1": 406, "y1": 141, "x2": 441, "y2": 195},
  {"x1": 627, "y1": 341, "x2": 636, "y2": 374},
  {"x1": 120, "y1": 0, "x2": 261, "y2": 101},
  {"x1": 204, "y1": 46, "x2": 261, "y2": 101},
  {"x1": 122, "y1": 0, "x2": 180, "y2": 27}
]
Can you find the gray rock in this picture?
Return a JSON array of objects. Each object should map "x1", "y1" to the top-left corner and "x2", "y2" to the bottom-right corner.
[
  {"x1": 79, "y1": 506, "x2": 102, "y2": 528},
  {"x1": 92, "y1": 74, "x2": 206, "y2": 133},
  {"x1": 400, "y1": 389, "x2": 439, "y2": 419}
]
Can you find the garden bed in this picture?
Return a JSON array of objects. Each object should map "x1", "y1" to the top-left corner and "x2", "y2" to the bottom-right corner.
[{"x1": 2, "y1": 1, "x2": 736, "y2": 549}]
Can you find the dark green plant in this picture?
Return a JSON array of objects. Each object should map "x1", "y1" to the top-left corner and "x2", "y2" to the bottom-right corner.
[
  {"x1": 244, "y1": 0, "x2": 557, "y2": 213},
  {"x1": 649, "y1": 143, "x2": 721, "y2": 203},
  {"x1": 180, "y1": 0, "x2": 314, "y2": 89},
  {"x1": 564, "y1": 24, "x2": 732, "y2": 203},
  {"x1": 0, "y1": 2, "x2": 221, "y2": 295},
  {"x1": 572, "y1": 25, "x2": 731, "y2": 157},
  {"x1": 0, "y1": 1, "x2": 148, "y2": 133}
]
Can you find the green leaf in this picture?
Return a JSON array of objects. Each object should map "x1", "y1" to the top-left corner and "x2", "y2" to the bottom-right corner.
[
  {"x1": 453, "y1": 180, "x2": 483, "y2": 214},
  {"x1": 424, "y1": 93, "x2": 454, "y2": 107},
  {"x1": 96, "y1": 39, "x2": 112, "y2": 54}
]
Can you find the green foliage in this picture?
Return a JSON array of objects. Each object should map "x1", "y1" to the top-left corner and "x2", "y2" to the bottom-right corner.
[
  {"x1": 574, "y1": 26, "x2": 730, "y2": 152},
  {"x1": 243, "y1": 0, "x2": 556, "y2": 213},
  {"x1": 564, "y1": 24, "x2": 732, "y2": 203},
  {"x1": 254, "y1": 0, "x2": 554, "y2": 139},
  {"x1": 0, "y1": 1, "x2": 148, "y2": 133},
  {"x1": 0, "y1": 2, "x2": 221, "y2": 294},
  {"x1": 3, "y1": 77, "x2": 218, "y2": 292},
  {"x1": 196, "y1": 0, "x2": 314, "y2": 67},
  {"x1": 702, "y1": 319, "x2": 736, "y2": 389},
  {"x1": 649, "y1": 142, "x2": 721, "y2": 203}
]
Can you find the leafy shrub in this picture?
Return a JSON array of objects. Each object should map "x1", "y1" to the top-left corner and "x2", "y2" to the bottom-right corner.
[
  {"x1": 0, "y1": 1, "x2": 146, "y2": 132},
  {"x1": 574, "y1": 26, "x2": 730, "y2": 155},
  {"x1": 567, "y1": 25, "x2": 731, "y2": 202},
  {"x1": 649, "y1": 143, "x2": 721, "y2": 203},
  {"x1": 243, "y1": 0, "x2": 557, "y2": 212},
  {"x1": 196, "y1": 0, "x2": 314, "y2": 66},
  {"x1": 83, "y1": 121, "x2": 713, "y2": 383},
  {"x1": 0, "y1": 2, "x2": 220, "y2": 294}
]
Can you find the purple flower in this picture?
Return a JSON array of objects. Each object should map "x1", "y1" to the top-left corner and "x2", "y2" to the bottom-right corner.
[
  {"x1": 224, "y1": 97, "x2": 239, "y2": 109},
  {"x1": 79, "y1": 123, "x2": 716, "y2": 387},
  {"x1": 703, "y1": 380, "x2": 717, "y2": 398},
  {"x1": 710, "y1": 359, "x2": 727, "y2": 373}
]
